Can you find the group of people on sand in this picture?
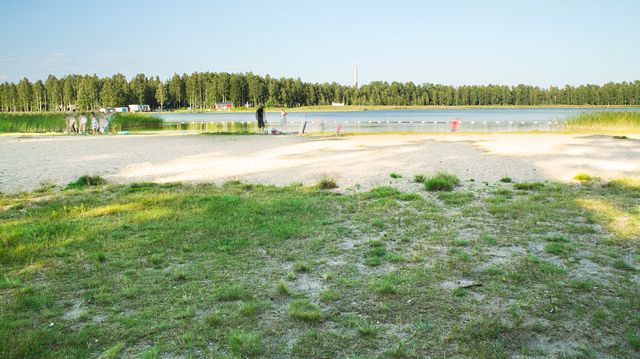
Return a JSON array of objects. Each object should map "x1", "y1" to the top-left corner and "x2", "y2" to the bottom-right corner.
[
  {"x1": 65, "y1": 112, "x2": 112, "y2": 135},
  {"x1": 255, "y1": 106, "x2": 290, "y2": 134}
]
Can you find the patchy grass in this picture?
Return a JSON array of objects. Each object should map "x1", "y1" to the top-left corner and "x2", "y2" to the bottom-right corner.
[
  {"x1": 424, "y1": 172, "x2": 460, "y2": 192},
  {"x1": 513, "y1": 181, "x2": 545, "y2": 190},
  {"x1": 499, "y1": 176, "x2": 512, "y2": 183},
  {"x1": 1, "y1": 180, "x2": 639, "y2": 357}
]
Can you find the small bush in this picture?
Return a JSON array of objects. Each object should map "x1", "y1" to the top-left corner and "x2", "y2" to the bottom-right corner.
[
  {"x1": 414, "y1": 174, "x2": 427, "y2": 183},
  {"x1": 317, "y1": 178, "x2": 338, "y2": 190},
  {"x1": 389, "y1": 172, "x2": 402, "y2": 179},
  {"x1": 228, "y1": 330, "x2": 263, "y2": 357},
  {"x1": 514, "y1": 182, "x2": 545, "y2": 190},
  {"x1": 499, "y1": 177, "x2": 512, "y2": 183},
  {"x1": 424, "y1": 172, "x2": 460, "y2": 192},
  {"x1": 66, "y1": 175, "x2": 107, "y2": 189},
  {"x1": 287, "y1": 299, "x2": 323, "y2": 322}
]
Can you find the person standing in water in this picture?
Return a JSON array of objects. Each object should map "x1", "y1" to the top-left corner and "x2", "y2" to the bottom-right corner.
[
  {"x1": 256, "y1": 105, "x2": 266, "y2": 131},
  {"x1": 451, "y1": 118, "x2": 461, "y2": 132},
  {"x1": 279, "y1": 108, "x2": 288, "y2": 130}
]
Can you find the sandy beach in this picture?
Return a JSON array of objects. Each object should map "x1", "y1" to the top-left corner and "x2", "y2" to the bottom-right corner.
[{"x1": 1, "y1": 133, "x2": 639, "y2": 193}]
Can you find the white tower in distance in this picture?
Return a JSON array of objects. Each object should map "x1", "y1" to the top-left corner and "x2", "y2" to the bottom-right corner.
[{"x1": 354, "y1": 65, "x2": 359, "y2": 89}]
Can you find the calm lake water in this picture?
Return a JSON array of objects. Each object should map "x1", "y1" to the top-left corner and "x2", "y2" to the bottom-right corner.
[{"x1": 156, "y1": 108, "x2": 639, "y2": 132}]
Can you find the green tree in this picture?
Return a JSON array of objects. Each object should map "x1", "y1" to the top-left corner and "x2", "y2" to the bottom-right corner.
[
  {"x1": 17, "y1": 77, "x2": 32, "y2": 111},
  {"x1": 155, "y1": 81, "x2": 167, "y2": 111},
  {"x1": 130, "y1": 73, "x2": 148, "y2": 105}
]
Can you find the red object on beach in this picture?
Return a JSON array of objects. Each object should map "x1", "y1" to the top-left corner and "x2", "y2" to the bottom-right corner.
[{"x1": 451, "y1": 118, "x2": 461, "y2": 132}]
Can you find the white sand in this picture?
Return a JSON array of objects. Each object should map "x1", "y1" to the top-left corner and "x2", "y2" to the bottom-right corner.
[{"x1": 1, "y1": 133, "x2": 639, "y2": 193}]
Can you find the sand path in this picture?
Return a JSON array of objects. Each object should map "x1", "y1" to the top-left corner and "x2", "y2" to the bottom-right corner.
[{"x1": 1, "y1": 133, "x2": 639, "y2": 193}]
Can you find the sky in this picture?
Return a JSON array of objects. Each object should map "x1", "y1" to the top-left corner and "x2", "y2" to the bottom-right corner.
[{"x1": 0, "y1": 0, "x2": 639, "y2": 87}]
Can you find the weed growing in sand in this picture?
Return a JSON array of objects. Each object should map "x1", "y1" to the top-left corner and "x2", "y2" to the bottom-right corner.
[
  {"x1": 424, "y1": 172, "x2": 460, "y2": 191},
  {"x1": 513, "y1": 181, "x2": 545, "y2": 190},
  {"x1": 414, "y1": 174, "x2": 427, "y2": 183},
  {"x1": 573, "y1": 173, "x2": 594, "y2": 182},
  {"x1": 390, "y1": 172, "x2": 403, "y2": 179},
  {"x1": 66, "y1": 175, "x2": 107, "y2": 189},
  {"x1": 317, "y1": 178, "x2": 338, "y2": 189},
  {"x1": 500, "y1": 176, "x2": 512, "y2": 183}
]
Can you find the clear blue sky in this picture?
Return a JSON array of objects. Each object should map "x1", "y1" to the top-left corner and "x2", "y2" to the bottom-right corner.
[{"x1": 1, "y1": 0, "x2": 638, "y2": 87}]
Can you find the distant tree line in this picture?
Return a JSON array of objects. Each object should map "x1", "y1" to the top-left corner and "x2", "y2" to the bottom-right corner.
[{"x1": 1, "y1": 72, "x2": 639, "y2": 112}]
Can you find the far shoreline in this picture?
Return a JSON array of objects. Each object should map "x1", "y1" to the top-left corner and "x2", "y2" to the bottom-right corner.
[{"x1": 157, "y1": 104, "x2": 640, "y2": 114}]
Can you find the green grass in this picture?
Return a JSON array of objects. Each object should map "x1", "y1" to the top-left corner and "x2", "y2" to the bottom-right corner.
[
  {"x1": 227, "y1": 330, "x2": 263, "y2": 357},
  {"x1": 287, "y1": 299, "x2": 323, "y2": 322},
  {"x1": 65, "y1": 175, "x2": 107, "y2": 189},
  {"x1": 513, "y1": 181, "x2": 545, "y2": 190},
  {"x1": 565, "y1": 111, "x2": 640, "y2": 131},
  {"x1": 423, "y1": 172, "x2": 460, "y2": 192},
  {"x1": 1, "y1": 180, "x2": 639, "y2": 357},
  {"x1": 0, "y1": 112, "x2": 164, "y2": 133},
  {"x1": 390, "y1": 172, "x2": 403, "y2": 179}
]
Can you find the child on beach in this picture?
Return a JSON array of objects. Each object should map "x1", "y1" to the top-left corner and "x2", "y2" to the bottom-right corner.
[
  {"x1": 280, "y1": 108, "x2": 288, "y2": 129},
  {"x1": 90, "y1": 113, "x2": 99, "y2": 134},
  {"x1": 79, "y1": 114, "x2": 88, "y2": 134}
]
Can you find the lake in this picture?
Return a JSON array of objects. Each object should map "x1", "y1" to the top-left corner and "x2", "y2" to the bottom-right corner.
[{"x1": 156, "y1": 108, "x2": 639, "y2": 132}]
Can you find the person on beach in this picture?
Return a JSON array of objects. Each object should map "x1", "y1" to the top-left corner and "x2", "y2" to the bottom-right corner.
[
  {"x1": 256, "y1": 105, "x2": 266, "y2": 131},
  {"x1": 451, "y1": 118, "x2": 461, "y2": 132},
  {"x1": 98, "y1": 115, "x2": 107, "y2": 134},
  {"x1": 65, "y1": 115, "x2": 77, "y2": 134},
  {"x1": 280, "y1": 108, "x2": 288, "y2": 129},
  {"x1": 90, "y1": 113, "x2": 99, "y2": 134},
  {"x1": 79, "y1": 113, "x2": 88, "y2": 134}
]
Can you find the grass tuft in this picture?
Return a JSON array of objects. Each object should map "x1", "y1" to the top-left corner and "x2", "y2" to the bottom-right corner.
[
  {"x1": 573, "y1": 173, "x2": 594, "y2": 182},
  {"x1": 499, "y1": 176, "x2": 512, "y2": 183},
  {"x1": 287, "y1": 299, "x2": 323, "y2": 322},
  {"x1": 390, "y1": 172, "x2": 403, "y2": 179},
  {"x1": 214, "y1": 284, "x2": 251, "y2": 301},
  {"x1": 317, "y1": 178, "x2": 338, "y2": 190},
  {"x1": 66, "y1": 175, "x2": 107, "y2": 189},
  {"x1": 514, "y1": 182, "x2": 545, "y2": 190},
  {"x1": 424, "y1": 172, "x2": 460, "y2": 192},
  {"x1": 228, "y1": 330, "x2": 263, "y2": 357}
]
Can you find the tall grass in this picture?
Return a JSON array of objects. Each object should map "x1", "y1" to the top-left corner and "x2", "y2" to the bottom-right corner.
[
  {"x1": 565, "y1": 111, "x2": 640, "y2": 131},
  {"x1": 0, "y1": 112, "x2": 163, "y2": 133},
  {"x1": 109, "y1": 113, "x2": 163, "y2": 132},
  {"x1": 0, "y1": 113, "x2": 66, "y2": 133}
]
